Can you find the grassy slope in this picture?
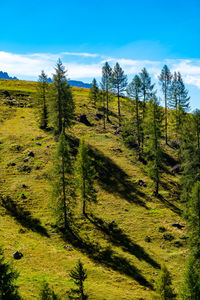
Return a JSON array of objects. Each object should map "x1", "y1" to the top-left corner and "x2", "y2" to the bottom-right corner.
[{"x1": 0, "y1": 80, "x2": 188, "y2": 299}]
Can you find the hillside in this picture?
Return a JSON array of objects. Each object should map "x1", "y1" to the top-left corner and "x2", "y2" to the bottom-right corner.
[{"x1": 0, "y1": 79, "x2": 187, "y2": 299}]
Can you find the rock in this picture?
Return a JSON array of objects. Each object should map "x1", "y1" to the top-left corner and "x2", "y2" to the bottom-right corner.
[
  {"x1": 173, "y1": 240, "x2": 183, "y2": 248},
  {"x1": 172, "y1": 222, "x2": 184, "y2": 229},
  {"x1": 13, "y1": 251, "x2": 23, "y2": 260},
  {"x1": 95, "y1": 113, "x2": 103, "y2": 120},
  {"x1": 35, "y1": 166, "x2": 40, "y2": 170},
  {"x1": 112, "y1": 148, "x2": 122, "y2": 153},
  {"x1": 18, "y1": 228, "x2": 26, "y2": 234},
  {"x1": 2, "y1": 90, "x2": 10, "y2": 97},
  {"x1": 63, "y1": 245, "x2": 73, "y2": 251},
  {"x1": 158, "y1": 226, "x2": 166, "y2": 233},
  {"x1": 36, "y1": 142, "x2": 42, "y2": 146},
  {"x1": 171, "y1": 164, "x2": 181, "y2": 174},
  {"x1": 15, "y1": 145, "x2": 21, "y2": 151},
  {"x1": 28, "y1": 151, "x2": 34, "y2": 157},
  {"x1": 137, "y1": 180, "x2": 147, "y2": 187},
  {"x1": 24, "y1": 157, "x2": 29, "y2": 162},
  {"x1": 114, "y1": 126, "x2": 122, "y2": 134},
  {"x1": 145, "y1": 236, "x2": 151, "y2": 242},
  {"x1": 170, "y1": 140, "x2": 180, "y2": 149},
  {"x1": 76, "y1": 114, "x2": 91, "y2": 126},
  {"x1": 21, "y1": 194, "x2": 26, "y2": 199},
  {"x1": 22, "y1": 184, "x2": 27, "y2": 188},
  {"x1": 18, "y1": 165, "x2": 31, "y2": 173},
  {"x1": 163, "y1": 233, "x2": 174, "y2": 241}
]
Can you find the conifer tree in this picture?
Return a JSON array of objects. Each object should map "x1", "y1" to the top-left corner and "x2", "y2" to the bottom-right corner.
[
  {"x1": 39, "y1": 281, "x2": 58, "y2": 300},
  {"x1": 144, "y1": 96, "x2": 163, "y2": 195},
  {"x1": 37, "y1": 70, "x2": 49, "y2": 129},
  {"x1": 159, "y1": 65, "x2": 172, "y2": 144},
  {"x1": 127, "y1": 75, "x2": 142, "y2": 159},
  {"x1": 50, "y1": 59, "x2": 75, "y2": 134},
  {"x1": 139, "y1": 68, "x2": 155, "y2": 152},
  {"x1": 179, "y1": 256, "x2": 200, "y2": 300},
  {"x1": 101, "y1": 62, "x2": 112, "y2": 122},
  {"x1": 68, "y1": 260, "x2": 88, "y2": 300},
  {"x1": 75, "y1": 138, "x2": 96, "y2": 216},
  {"x1": 193, "y1": 109, "x2": 200, "y2": 150},
  {"x1": 89, "y1": 78, "x2": 99, "y2": 108},
  {"x1": 0, "y1": 246, "x2": 21, "y2": 299},
  {"x1": 51, "y1": 130, "x2": 73, "y2": 229},
  {"x1": 155, "y1": 264, "x2": 174, "y2": 299},
  {"x1": 169, "y1": 72, "x2": 190, "y2": 137},
  {"x1": 112, "y1": 62, "x2": 128, "y2": 126}
]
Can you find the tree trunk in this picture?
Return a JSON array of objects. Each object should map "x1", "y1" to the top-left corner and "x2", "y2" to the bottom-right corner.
[
  {"x1": 165, "y1": 81, "x2": 168, "y2": 144},
  {"x1": 118, "y1": 87, "x2": 121, "y2": 126},
  {"x1": 62, "y1": 154, "x2": 67, "y2": 229}
]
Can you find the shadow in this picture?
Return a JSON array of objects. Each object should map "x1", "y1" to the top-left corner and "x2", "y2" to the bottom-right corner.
[
  {"x1": 87, "y1": 214, "x2": 160, "y2": 269},
  {"x1": 157, "y1": 194, "x2": 182, "y2": 216},
  {"x1": 66, "y1": 135, "x2": 149, "y2": 208},
  {"x1": 98, "y1": 106, "x2": 118, "y2": 119},
  {"x1": 90, "y1": 147, "x2": 149, "y2": 208},
  {"x1": 1, "y1": 196, "x2": 50, "y2": 237},
  {"x1": 60, "y1": 224, "x2": 153, "y2": 289},
  {"x1": 162, "y1": 151, "x2": 178, "y2": 167}
]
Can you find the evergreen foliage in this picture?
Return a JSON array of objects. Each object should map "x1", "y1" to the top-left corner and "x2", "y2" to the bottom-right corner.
[
  {"x1": 179, "y1": 256, "x2": 200, "y2": 300},
  {"x1": 0, "y1": 246, "x2": 21, "y2": 300},
  {"x1": 112, "y1": 62, "x2": 128, "y2": 126},
  {"x1": 37, "y1": 70, "x2": 49, "y2": 129},
  {"x1": 159, "y1": 65, "x2": 172, "y2": 144},
  {"x1": 39, "y1": 281, "x2": 58, "y2": 300},
  {"x1": 51, "y1": 130, "x2": 73, "y2": 229},
  {"x1": 155, "y1": 264, "x2": 174, "y2": 299},
  {"x1": 127, "y1": 75, "x2": 142, "y2": 158},
  {"x1": 89, "y1": 78, "x2": 99, "y2": 108},
  {"x1": 101, "y1": 62, "x2": 112, "y2": 122},
  {"x1": 144, "y1": 96, "x2": 163, "y2": 195},
  {"x1": 50, "y1": 59, "x2": 75, "y2": 134},
  {"x1": 68, "y1": 260, "x2": 88, "y2": 300},
  {"x1": 75, "y1": 138, "x2": 96, "y2": 216}
]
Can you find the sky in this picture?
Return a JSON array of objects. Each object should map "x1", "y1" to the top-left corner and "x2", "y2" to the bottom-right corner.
[{"x1": 1, "y1": 0, "x2": 200, "y2": 108}]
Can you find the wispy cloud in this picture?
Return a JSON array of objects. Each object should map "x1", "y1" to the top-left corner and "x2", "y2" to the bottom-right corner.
[{"x1": 0, "y1": 51, "x2": 200, "y2": 92}]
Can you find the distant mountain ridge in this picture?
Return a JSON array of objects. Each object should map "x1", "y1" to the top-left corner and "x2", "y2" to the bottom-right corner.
[
  {"x1": 0, "y1": 71, "x2": 18, "y2": 80},
  {"x1": 47, "y1": 77, "x2": 91, "y2": 88}
]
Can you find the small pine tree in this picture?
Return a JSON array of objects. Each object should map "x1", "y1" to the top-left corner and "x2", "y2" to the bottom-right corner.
[
  {"x1": 0, "y1": 246, "x2": 21, "y2": 299},
  {"x1": 112, "y1": 62, "x2": 128, "y2": 126},
  {"x1": 51, "y1": 130, "x2": 73, "y2": 229},
  {"x1": 49, "y1": 59, "x2": 75, "y2": 134},
  {"x1": 193, "y1": 109, "x2": 200, "y2": 150},
  {"x1": 68, "y1": 260, "x2": 88, "y2": 300},
  {"x1": 144, "y1": 96, "x2": 163, "y2": 195},
  {"x1": 179, "y1": 256, "x2": 200, "y2": 300},
  {"x1": 75, "y1": 138, "x2": 96, "y2": 216},
  {"x1": 101, "y1": 62, "x2": 112, "y2": 122},
  {"x1": 159, "y1": 65, "x2": 172, "y2": 144},
  {"x1": 127, "y1": 75, "x2": 142, "y2": 159},
  {"x1": 39, "y1": 281, "x2": 58, "y2": 300},
  {"x1": 37, "y1": 70, "x2": 49, "y2": 129},
  {"x1": 155, "y1": 264, "x2": 174, "y2": 299},
  {"x1": 89, "y1": 78, "x2": 99, "y2": 108}
]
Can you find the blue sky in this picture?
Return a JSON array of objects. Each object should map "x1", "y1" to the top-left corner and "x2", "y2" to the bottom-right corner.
[{"x1": 1, "y1": 0, "x2": 200, "y2": 108}]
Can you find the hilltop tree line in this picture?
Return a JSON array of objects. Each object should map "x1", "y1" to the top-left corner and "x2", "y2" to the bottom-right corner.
[{"x1": 1, "y1": 57, "x2": 200, "y2": 299}]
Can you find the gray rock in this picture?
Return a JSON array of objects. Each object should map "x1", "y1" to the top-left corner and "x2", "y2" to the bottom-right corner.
[
  {"x1": 163, "y1": 233, "x2": 174, "y2": 241},
  {"x1": 28, "y1": 151, "x2": 34, "y2": 157},
  {"x1": 158, "y1": 226, "x2": 166, "y2": 233},
  {"x1": 172, "y1": 222, "x2": 184, "y2": 229},
  {"x1": 36, "y1": 142, "x2": 42, "y2": 146},
  {"x1": 13, "y1": 251, "x2": 23, "y2": 260},
  {"x1": 21, "y1": 194, "x2": 26, "y2": 199}
]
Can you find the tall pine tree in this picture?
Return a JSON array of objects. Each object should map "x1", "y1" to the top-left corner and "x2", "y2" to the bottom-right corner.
[
  {"x1": 50, "y1": 59, "x2": 75, "y2": 134},
  {"x1": 89, "y1": 78, "x2": 99, "y2": 108},
  {"x1": 144, "y1": 96, "x2": 163, "y2": 195},
  {"x1": 127, "y1": 75, "x2": 142, "y2": 159},
  {"x1": 51, "y1": 130, "x2": 73, "y2": 229},
  {"x1": 159, "y1": 65, "x2": 172, "y2": 144},
  {"x1": 101, "y1": 62, "x2": 112, "y2": 122},
  {"x1": 75, "y1": 138, "x2": 96, "y2": 216},
  {"x1": 37, "y1": 70, "x2": 49, "y2": 129},
  {"x1": 112, "y1": 62, "x2": 128, "y2": 126}
]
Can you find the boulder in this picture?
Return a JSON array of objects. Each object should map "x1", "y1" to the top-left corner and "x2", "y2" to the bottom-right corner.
[
  {"x1": 76, "y1": 114, "x2": 91, "y2": 126},
  {"x1": 172, "y1": 222, "x2": 184, "y2": 229},
  {"x1": 171, "y1": 164, "x2": 181, "y2": 174},
  {"x1": 173, "y1": 240, "x2": 183, "y2": 248},
  {"x1": 137, "y1": 180, "x2": 147, "y2": 187},
  {"x1": 21, "y1": 194, "x2": 26, "y2": 199},
  {"x1": 28, "y1": 151, "x2": 34, "y2": 157},
  {"x1": 36, "y1": 142, "x2": 42, "y2": 146},
  {"x1": 170, "y1": 140, "x2": 180, "y2": 149},
  {"x1": 163, "y1": 233, "x2": 174, "y2": 241},
  {"x1": 13, "y1": 251, "x2": 23, "y2": 260},
  {"x1": 158, "y1": 226, "x2": 166, "y2": 233},
  {"x1": 115, "y1": 126, "x2": 122, "y2": 134}
]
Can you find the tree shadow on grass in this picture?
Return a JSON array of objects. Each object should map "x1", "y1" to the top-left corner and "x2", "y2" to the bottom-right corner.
[
  {"x1": 67, "y1": 135, "x2": 149, "y2": 208},
  {"x1": 1, "y1": 196, "x2": 49, "y2": 237},
  {"x1": 87, "y1": 213, "x2": 160, "y2": 269},
  {"x1": 60, "y1": 224, "x2": 153, "y2": 289},
  {"x1": 156, "y1": 193, "x2": 182, "y2": 216}
]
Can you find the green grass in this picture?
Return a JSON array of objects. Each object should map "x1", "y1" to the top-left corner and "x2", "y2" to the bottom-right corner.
[{"x1": 0, "y1": 79, "x2": 188, "y2": 299}]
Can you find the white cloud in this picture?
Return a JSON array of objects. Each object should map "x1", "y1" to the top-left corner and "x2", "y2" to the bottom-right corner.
[{"x1": 0, "y1": 50, "x2": 200, "y2": 92}]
